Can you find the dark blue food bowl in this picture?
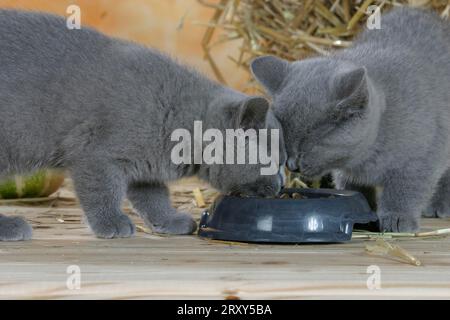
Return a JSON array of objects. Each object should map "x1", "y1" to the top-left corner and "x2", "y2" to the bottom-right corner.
[{"x1": 198, "y1": 188, "x2": 379, "y2": 243}]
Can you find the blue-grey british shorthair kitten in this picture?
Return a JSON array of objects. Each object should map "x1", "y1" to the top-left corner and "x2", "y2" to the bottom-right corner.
[
  {"x1": 0, "y1": 10, "x2": 285, "y2": 241},
  {"x1": 251, "y1": 8, "x2": 449, "y2": 232}
]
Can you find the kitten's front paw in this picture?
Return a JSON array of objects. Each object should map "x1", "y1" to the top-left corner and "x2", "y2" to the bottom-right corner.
[
  {"x1": 422, "y1": 201, "x2": 450, "y2": 218},
  {"x1": 378, "y1": 212, "x2": 420, "y2": 233},
  {"x1": 89, "y1": 214, "x2": 135, "y2": 239},
  {"x1": 0, "y1": 214, "x2": 33, "y2": 241},
  {"x1": 152, "y1": 212, "x2": 197, "y2": 235}
]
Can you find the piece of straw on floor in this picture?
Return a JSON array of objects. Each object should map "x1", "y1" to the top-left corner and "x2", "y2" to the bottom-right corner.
[
  {"x1": 193, "y1": 187, "x2": 206, "y2": 208},
  {"x1": 365, "y1": 238, "x2": 422, "y2": 266}
]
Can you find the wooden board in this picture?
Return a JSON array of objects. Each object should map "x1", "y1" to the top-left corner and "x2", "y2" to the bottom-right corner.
[{"x1": 1, "y1": 179, "x2": 450, "y2": 299}]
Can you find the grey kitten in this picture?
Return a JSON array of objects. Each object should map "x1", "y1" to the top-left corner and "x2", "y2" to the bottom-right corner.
[
  {"x1": 0, "y1": 10, "x2": 285, "y2": 241},
  {"x1": 251, "y1": 8, "x2": 450, "y2": 232}
]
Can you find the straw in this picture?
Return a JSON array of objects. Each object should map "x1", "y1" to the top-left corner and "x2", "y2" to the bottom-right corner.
[{"x1": 198, "y1": 0, "x2": 448, "y2": 91}]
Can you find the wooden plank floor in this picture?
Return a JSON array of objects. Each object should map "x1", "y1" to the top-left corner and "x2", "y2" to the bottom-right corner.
[{"x1": 1, "y1": 179, "x2": 450, "y2": 299}]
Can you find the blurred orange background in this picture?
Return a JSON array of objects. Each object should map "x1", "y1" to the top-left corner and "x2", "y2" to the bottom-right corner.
[{"x1": 0, "y1": 0, "x2": 247, "y2": 89}]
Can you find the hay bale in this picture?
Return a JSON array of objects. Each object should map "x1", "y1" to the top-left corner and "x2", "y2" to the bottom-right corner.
[{"x1": 199, "y1": 0, "x2": 449, "y2": 90}]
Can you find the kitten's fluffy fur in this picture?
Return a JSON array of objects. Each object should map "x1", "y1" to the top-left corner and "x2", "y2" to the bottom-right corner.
[
  {"x1": 251, "y1": 8, "x2": 450, "y2": 232},
  {"x1": 0, "y1": 10, "x2": 284, "y2": 240}
]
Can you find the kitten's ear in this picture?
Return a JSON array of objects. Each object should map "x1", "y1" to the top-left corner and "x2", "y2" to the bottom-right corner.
[
  {"x1": 334, "y1": 67, "x2": 369, "y2": 118},
  {"x1": 250, "y1": 56, "x2": 289, "y2": 95},
  {"x1": 235, "y1": 97, "x2": 270, "y2": 130}
]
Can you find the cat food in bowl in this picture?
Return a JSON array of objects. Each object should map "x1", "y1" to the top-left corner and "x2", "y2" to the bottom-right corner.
[{"x1": 198, "y1": 188, "x2": 378, "y2": 243}]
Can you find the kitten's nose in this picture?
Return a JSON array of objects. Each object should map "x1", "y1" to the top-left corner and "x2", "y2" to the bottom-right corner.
[{"x1": 287, "y1": 157, "x2": 300, "y2": 172}]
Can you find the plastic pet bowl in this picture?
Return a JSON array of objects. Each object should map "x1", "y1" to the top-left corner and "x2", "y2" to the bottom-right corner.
[{"x1": 198, "y1": 188, "x2": 379, "y2": 243}]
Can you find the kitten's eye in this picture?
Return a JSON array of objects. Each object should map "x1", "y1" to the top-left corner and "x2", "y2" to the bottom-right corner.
[
  {"x1": 332, "y1": 106, "x2": 362, "y2": 122},
  {"x1": 347, "y1": 107, "x2": 364, "y2": 119},
  {"x1": 330, "y1": 112, "x2": 341, "y2": 122}
]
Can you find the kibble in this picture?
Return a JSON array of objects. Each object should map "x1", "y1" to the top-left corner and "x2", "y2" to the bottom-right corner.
[
  {"x1": 279, "y1": 193, "x2": 290, "y2": 199},
  {"x1": 278, "y1": 192, "x2": 306, "y2": 199}
]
